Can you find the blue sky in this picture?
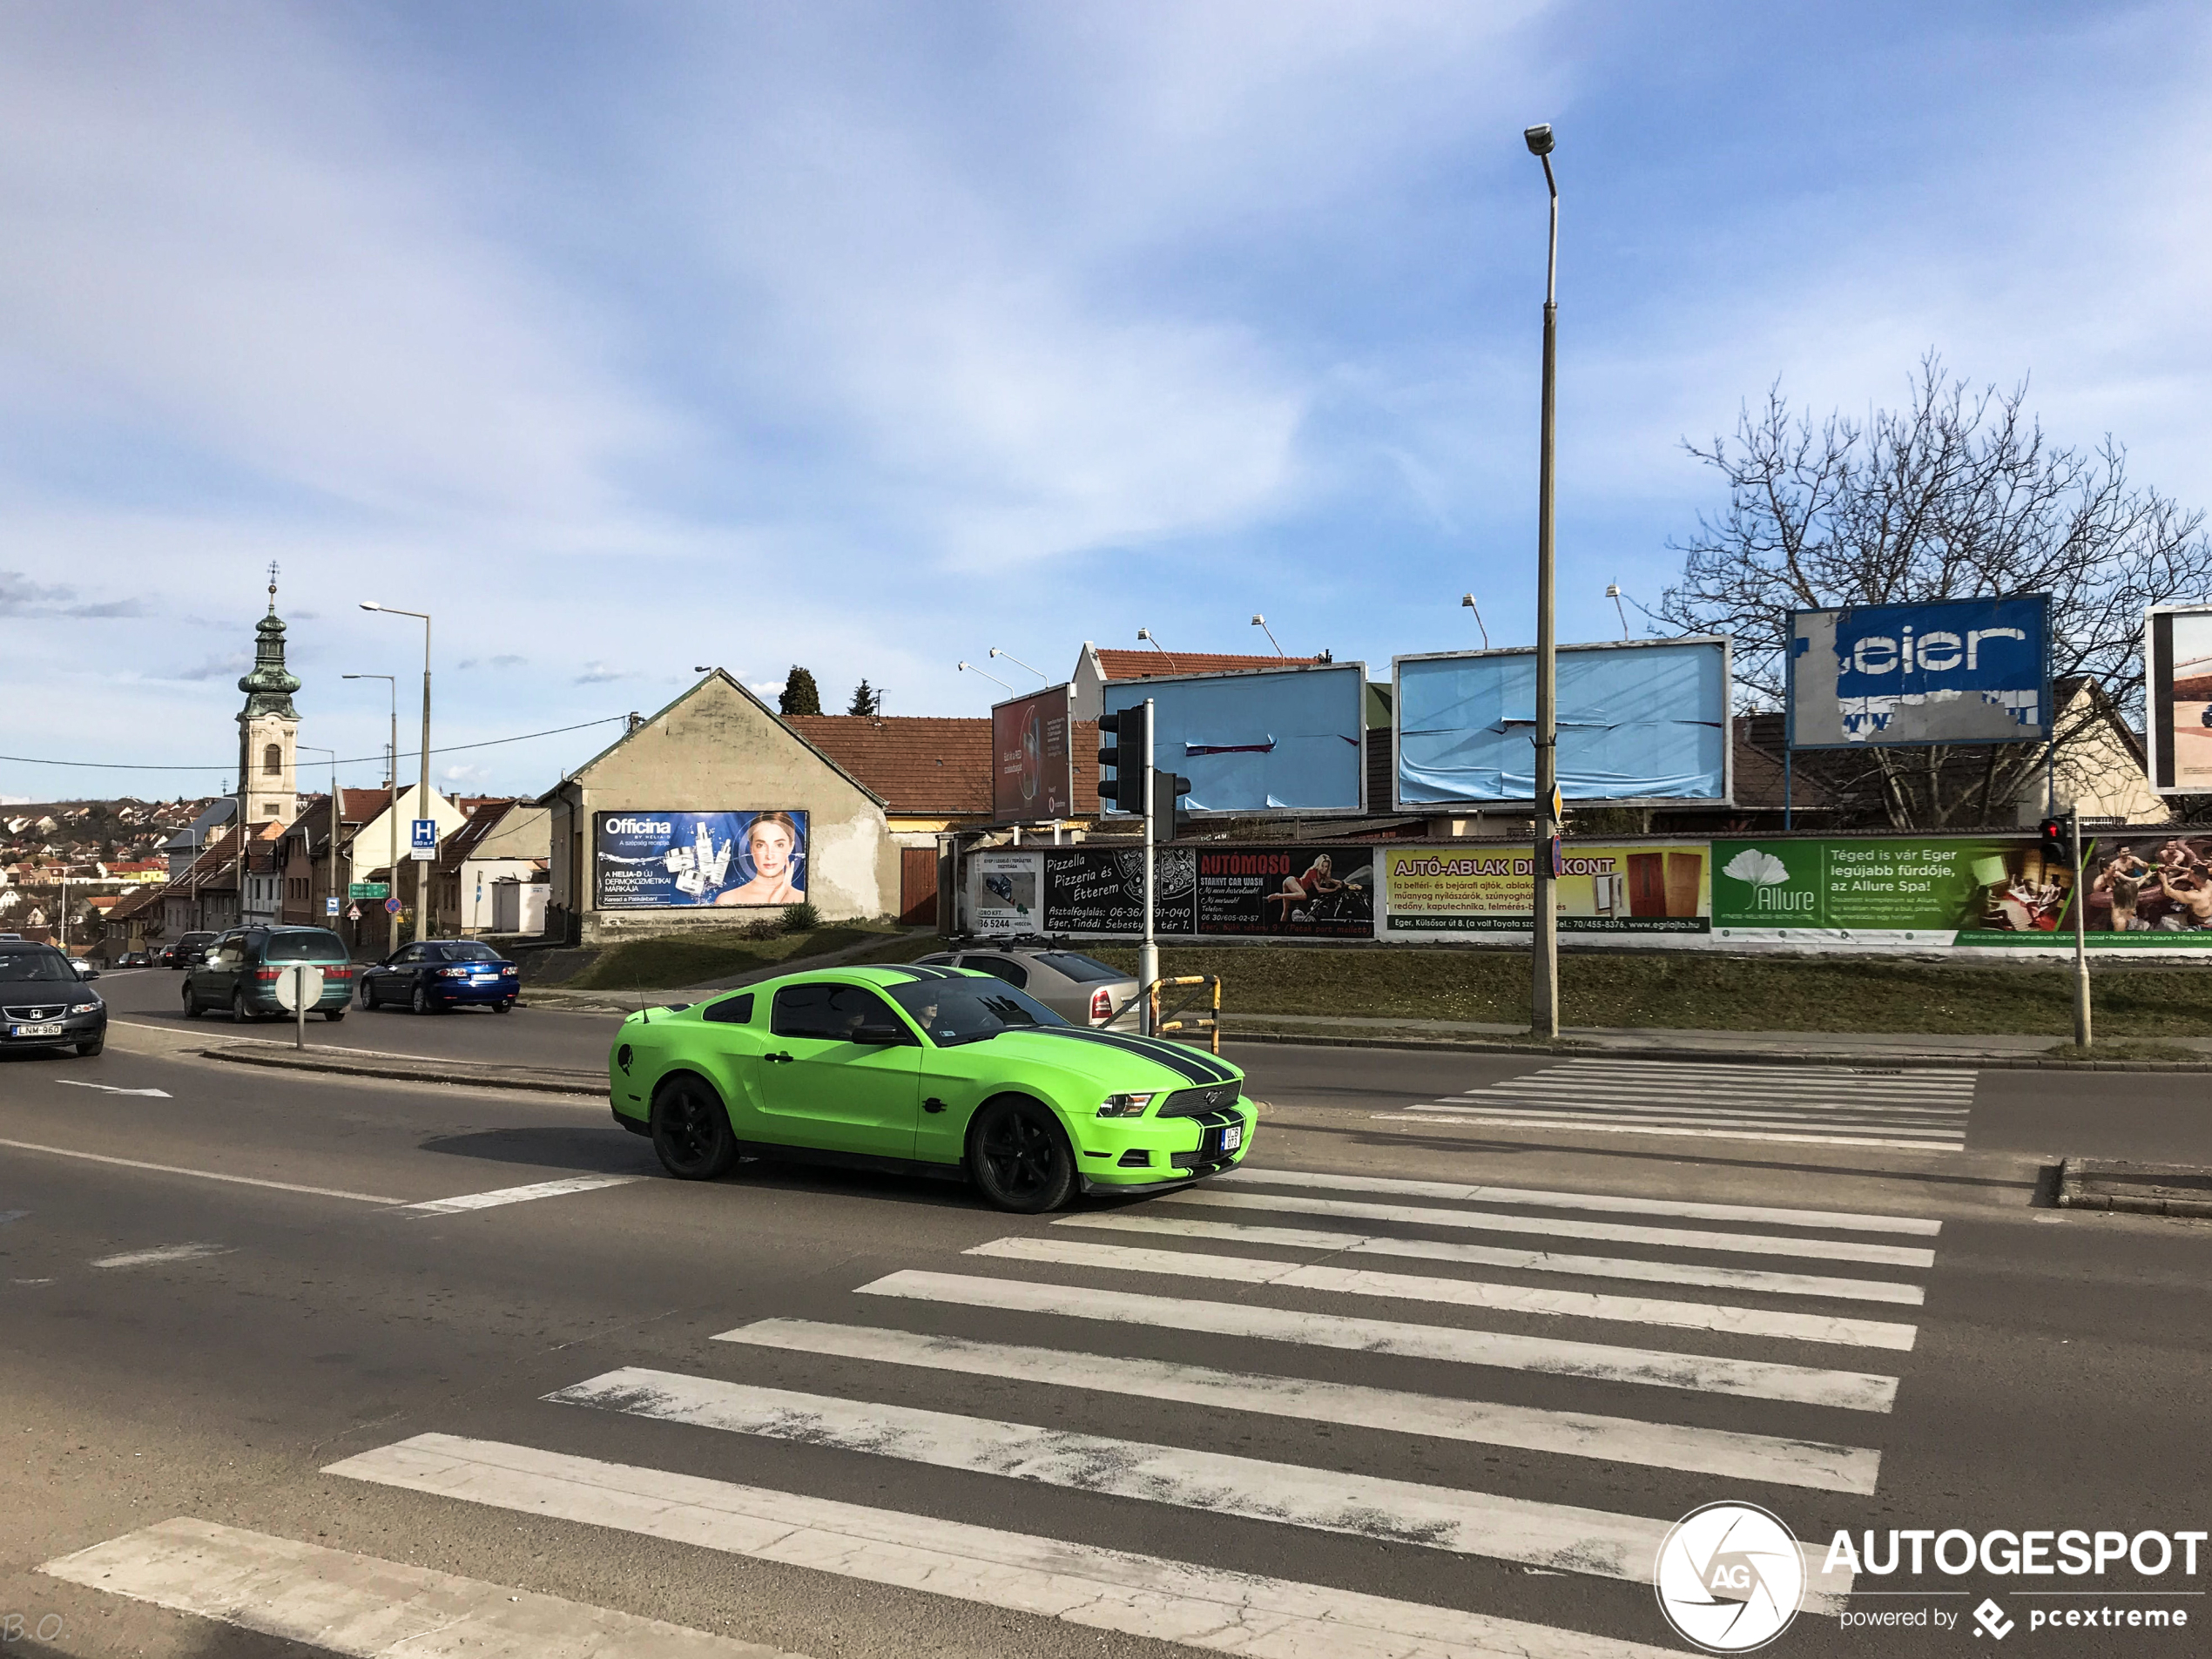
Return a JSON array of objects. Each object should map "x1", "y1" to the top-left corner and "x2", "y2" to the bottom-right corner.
[{"x1": 3, "y1": 1, "x2": 2207, "y2": 803}]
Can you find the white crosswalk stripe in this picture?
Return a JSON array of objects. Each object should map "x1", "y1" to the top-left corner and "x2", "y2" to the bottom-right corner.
[
  {"x1": 126, "y1": 1156, "x2": 1946, "y2": 1658},
  {"x1": 1371, "y1": 1057, "x2": 1976, "y2": 1150}
]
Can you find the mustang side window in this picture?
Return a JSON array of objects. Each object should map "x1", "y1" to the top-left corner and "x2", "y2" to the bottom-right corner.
[
  {"x1": 771, "y1": 983, "x2": 839, "y2": 1039},
  {"x1": 702, "y1": 993, "x2": 755, "y2": 1026}
]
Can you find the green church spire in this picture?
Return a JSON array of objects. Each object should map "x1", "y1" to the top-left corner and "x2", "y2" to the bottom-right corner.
[{"x1": 238, "y1": 562, "x2": 301, "y2": 720}]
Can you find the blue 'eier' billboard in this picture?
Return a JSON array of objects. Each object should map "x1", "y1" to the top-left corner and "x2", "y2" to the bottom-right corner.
[{"x1": 1787, "y1": 596, "x2": 2050, "y2": 748}]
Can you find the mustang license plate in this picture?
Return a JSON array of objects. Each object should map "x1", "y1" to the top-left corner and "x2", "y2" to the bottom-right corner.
[
  {"x1": 1218, "y1": 1123, "x2": 1243, "y2": 1153},
  {"x1": 10, "y1": 1023, "x2": 64, "y2": 1038}
]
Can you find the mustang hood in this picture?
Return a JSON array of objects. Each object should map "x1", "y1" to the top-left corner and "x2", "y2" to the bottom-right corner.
[{"x1": 980, "y1": 1025, "x2": 1242, "y2": 1094}]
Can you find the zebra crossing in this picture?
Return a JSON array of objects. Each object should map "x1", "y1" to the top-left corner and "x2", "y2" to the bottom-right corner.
[
  {"x1": 1372, "y1": 1056, "x2": 1975, "y2": 1150},
  {"x1": 49, "y1": 1158, "x2": 1946, "y2": 1657}
]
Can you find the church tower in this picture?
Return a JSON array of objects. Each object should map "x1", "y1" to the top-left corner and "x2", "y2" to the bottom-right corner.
[{"x1": 237, "y1": 563, "x2": 302, "y2": 825}]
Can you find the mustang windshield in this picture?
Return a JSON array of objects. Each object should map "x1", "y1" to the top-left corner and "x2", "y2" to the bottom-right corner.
[{"x1": 886, "y1": 977, "x2": 1069, "y2": 1046}]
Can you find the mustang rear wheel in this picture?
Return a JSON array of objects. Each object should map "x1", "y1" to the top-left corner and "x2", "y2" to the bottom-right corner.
[
  {"x1": 651, "y1": 1075, "x2": 738, "y2": 1180},
  {"x1": 968, "y1": 1096, "x2": 1076, "y2": 1214}
]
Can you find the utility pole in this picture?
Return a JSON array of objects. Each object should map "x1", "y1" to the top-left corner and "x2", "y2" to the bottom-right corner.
[
  {"x1": 360, "y1": 604, "x2": 434, "y2": 941},
  {"x1": 1526, "y1": 122, "x2": 1562, "y2": 1041},
  {"x1": 1139, "y1": 697, "x2": 1158, "y2": 1035},
  {"x1": 2071, "y1": 806, "x2": 2092, "y2": 1048}
]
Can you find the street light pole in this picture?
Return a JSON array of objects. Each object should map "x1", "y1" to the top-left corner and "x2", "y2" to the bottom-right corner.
[
  {"x1": 344, "y1": 672, "x2": 398, "y2": 954},
  {"x1": 1526, "y1": 122, "x2": 1561, "y2": 1042},
  {"x1": 299, "y1": 745, "x2": 338, "y2": 927},
  {"x1": 361, "y1": 604, "x2": 434, "y2": 942}
]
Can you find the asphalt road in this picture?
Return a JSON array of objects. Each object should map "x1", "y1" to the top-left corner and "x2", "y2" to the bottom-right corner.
[{"x1": 4, "y1": 987, "x2": 2210, "y2": 1657}]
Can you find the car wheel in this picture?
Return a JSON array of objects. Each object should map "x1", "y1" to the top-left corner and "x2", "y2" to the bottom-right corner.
[
  {"x1": 323, "y1": 1008, "x2": 346, "y2": 1022},
  {"x1": 411, "y1": 982, "x2": 435, "y2": 1015},
  {"x1": 493, "y1": 999, "x2": 512, "y2": 1014},
  {"x1": 232, "y1": 990, "x2": 253, "y2": 1023},
  {"x1": 76, "y1": 1035, "x2": 105, "y2": 1057},
  {"x1": 182, "y1": 985, "x2": 202, "y2": 1020},
  {"x1": 651, "y1": 1075, "x2": 738, "y2": 1180},
  {"x1": 967, "y1": 1096, "x2": 1076, "y2": 1214}
]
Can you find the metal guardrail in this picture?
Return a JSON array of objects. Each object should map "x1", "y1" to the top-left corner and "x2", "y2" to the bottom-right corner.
[{"x1": 1145, "y1": 974, "x2": 1222, "y2": 1055}]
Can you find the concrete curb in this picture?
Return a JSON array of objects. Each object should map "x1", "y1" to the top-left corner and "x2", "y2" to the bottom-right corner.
[
  {"x1": 2056, "y1": 1157, "x2": 2212, "y2": 1217},
  {"x1": 1218, "y1": 1029, "x2": 2212, "y2": 1072},
  {"x1": 201, "y1": 1043, "x2": 602, "y2": 1097}
]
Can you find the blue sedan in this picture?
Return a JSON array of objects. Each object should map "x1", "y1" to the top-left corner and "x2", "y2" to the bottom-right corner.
[{"x1": 357, "y1": 940, "x2": 520, "y2": 1014}]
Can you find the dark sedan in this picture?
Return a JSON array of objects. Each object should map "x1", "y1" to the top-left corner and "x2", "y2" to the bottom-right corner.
[
  {"x1": 357, "y1": 940, "x2": 519, "y2": 1014},
  {"x1": 0, "y1": 942, "x2": 106, "y2": 1057}
]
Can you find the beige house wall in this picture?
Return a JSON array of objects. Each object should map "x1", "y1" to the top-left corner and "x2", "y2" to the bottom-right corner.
[
  {"x1": 544, "y1": 673, "x2": 898, "y2": 943},
  {"x1": 2011, "y1": 683, "x2": 2170, "y2": 827}
]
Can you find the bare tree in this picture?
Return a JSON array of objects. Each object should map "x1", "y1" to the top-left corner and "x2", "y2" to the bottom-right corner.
[{"x1": 1658, "y1": 355, "x2": 2212, "y2": 827}]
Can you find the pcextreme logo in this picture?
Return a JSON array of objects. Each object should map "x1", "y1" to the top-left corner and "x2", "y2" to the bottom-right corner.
[{"x1": 1655, "y1": 1502, "x2": 1805, "y2": 1653}]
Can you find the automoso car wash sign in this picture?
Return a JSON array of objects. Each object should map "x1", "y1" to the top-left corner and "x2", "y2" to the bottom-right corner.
[{"x1": 1381, "y1": 842, "x2": 1710, "y2": 936}]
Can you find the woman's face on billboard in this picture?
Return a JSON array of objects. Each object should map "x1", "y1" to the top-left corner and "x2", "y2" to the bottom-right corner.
[{"x1": 749, "y1": 820, "x2": 794, "y2": 877}]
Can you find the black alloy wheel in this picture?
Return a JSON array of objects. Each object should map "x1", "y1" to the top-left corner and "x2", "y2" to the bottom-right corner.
[
  {"x1": 967, "y1": 1096, "x2": 1076, "y2": 1214},
  {"x1": 182, "y1": 984, "x2": 201, "y2": 1019},
  {"x1": 231, "y1": 989, "x2": 253, "y2": 1024},
  {"x1": 411, "y1": 981, "x2": 434, "y2": 1015},
  {"x1": 493, "y1": 999, "x2": 512, "y2": 1014},
  {"x1": 651, "y1": 1076, "x2": 738, "y2": 1180}
]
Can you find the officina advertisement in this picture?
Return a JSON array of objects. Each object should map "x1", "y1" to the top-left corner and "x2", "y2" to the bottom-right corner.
[{"x1": 593, "y1": 811, "x2": 808, "y2": 909}]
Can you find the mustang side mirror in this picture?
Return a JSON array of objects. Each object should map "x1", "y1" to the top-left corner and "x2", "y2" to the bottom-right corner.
[{"x1": 851, "y1": 1022, "x2": 910, "y2": 1046}]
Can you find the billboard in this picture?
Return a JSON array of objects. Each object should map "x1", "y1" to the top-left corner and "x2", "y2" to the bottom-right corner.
[
  {"x1": 594, "y1": 811, "x2": 808, "y2": 909},
  {"x1": 1394, "y1": 638, "x2": 1730, "y2": 806},
  {"x1": 1042, "y1": 846, "x2": 1196, "y2": 934},
  {"x1": 2081, "y1": 831, "x2": 2212, "y2": 942},
  {"x1": 968, "y1": 848, "x2": 1043, "y2": 937},
  {"x1": 1787, "y1": 596, "x2": 2049, "y2": 749},
  {"x1": 1036, "y1": 844, "x2": 1370, "y2": 937},
  {"x1": 1710, "y1": 836, "x2": 2073, "y2": 944},
  {"x1": 1381, "y1": 842, "x2": 1710, "y2": 936},
  {"x1": 1100, "y1": 663, "x2": 1366, "y2": 817},
  {"x1": 991, "y1": 685, "x2": 1077, "y2": 823},
  {"x1": 2144, "y1": 606, "x2": 2212, "y2": 793}
]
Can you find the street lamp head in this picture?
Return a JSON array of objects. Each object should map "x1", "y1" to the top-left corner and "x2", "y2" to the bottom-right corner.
[
  {"x1": 957, "y1": 661, "x2": 973, "y2": 672},
  {"x1": 1523, "y1": 124, "x2": 1554, "y2": 157},
  {"x1": 359, "y1": 601, "x2": 381, "y2": 612},
  {"x1": 1605, "y1": 583, "x2": 1622, "y2": 599},
  {"x1": 1136, "y1": 628, "x2": 1152, "y2": 642},
  {"x1": 1461, "y1": 593, "x2": 1478, "y2": 608},
  {"x1": 1251, "y1": 614, "x2": 1265, "y2": 627}
]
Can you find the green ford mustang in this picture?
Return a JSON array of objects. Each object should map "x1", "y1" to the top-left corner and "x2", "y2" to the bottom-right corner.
[{"x1": 607, "y1": 963, "x2": 1252, "y2": 1211}]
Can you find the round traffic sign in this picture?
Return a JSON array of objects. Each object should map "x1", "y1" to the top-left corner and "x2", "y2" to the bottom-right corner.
[
  {"x1": 273, "y1": 964, "x2": 325, "y2": 1012},
  {"x1": 385, "y1": 897, "x2": 403, "y2": 915}
]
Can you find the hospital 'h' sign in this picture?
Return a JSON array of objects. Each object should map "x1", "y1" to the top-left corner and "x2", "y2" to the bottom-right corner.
[{"x1": 1786, "y1": 595, "x2": 2051, "y2": 750}]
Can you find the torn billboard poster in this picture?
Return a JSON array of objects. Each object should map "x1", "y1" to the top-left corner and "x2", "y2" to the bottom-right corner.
[
  {"x1": 1394, "y1": 638, "x2": 1730, "y2": 806},
  {"x1": 1787, "y1": 597, "x2": 2049, "y2": 749},
  {"x1": 2143, "y1": 606, "x2": 2212, "y2": 794},
  {"x1": 1099, "y1": 663, "x2": 1366, "y2": 816}
]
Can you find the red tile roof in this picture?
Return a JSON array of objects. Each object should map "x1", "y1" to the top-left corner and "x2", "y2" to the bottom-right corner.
[
  {"x1": 786, "y1": 715, "x2": 1100, "y2": 817},
  {"x1": 1093, "y1": 648, "x2": 1325, "y2": 681}
]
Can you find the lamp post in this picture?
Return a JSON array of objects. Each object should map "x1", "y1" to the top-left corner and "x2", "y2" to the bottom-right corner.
[
  {"x1": 1526, "y1": 121, "x2": 1561, "y2": 1041},
  {"x1": 360, "y1": 604, "x2": 433, "y2": 941},
  {"x1": 1251, "y1": 615, "x2": 1288, "y2": 657},
  {"x1": 1460, "y1": 594, "x2": 1490, "y2": 651},
  {"x1": 298, "y1": 744, "x2": 339, "y2": 927},
  {"x1": 958, "y1": 660, "x2": 1015, "y2": 695},
  {"x1": 988, "y1": 647, "x2": 1048, "y2": 683},
  {"x1": 344, "y1": 672, "x2": 398, "y2": 952}
]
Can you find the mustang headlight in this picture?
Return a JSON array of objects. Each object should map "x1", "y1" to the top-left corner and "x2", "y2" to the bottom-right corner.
[{"x1": 1096, "y1": 1092, "x2": 1157, "y2": 1119}]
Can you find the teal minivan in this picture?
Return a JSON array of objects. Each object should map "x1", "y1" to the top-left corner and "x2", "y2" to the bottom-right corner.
[{"x1": 183, "y1": 927, "x2": 355, "y2": 1022}]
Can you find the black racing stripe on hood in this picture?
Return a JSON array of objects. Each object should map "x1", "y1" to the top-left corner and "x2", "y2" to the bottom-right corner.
[{"x1": 1025, "y1": 1025, "x2": 1235, "y2": 1084}]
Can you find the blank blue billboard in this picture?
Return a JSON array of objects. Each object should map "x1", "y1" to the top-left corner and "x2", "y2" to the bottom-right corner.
[
  {"x1": 1102, "y1": 663, "x2": 1366, "y2": 815},
  {"x1": 1395, "y1": 638, "x2": 1731, "y2": 806}
]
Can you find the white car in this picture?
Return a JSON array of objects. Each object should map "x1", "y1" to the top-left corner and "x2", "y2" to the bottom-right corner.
[{"x1": 913, "y1": 947, "x2": 1141, "y2": 1029}]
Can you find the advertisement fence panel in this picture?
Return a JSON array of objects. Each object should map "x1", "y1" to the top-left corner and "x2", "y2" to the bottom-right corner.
[
  {"x1": 990, "y1": 685, "x2": 1076, "y2": 822},
  {"x1": 1787, "y1": 597, "x2": 2050, "y2": 749},
  {"x1": 1383, "y1": 843, "x2": 1710, "y2": 935},
  {"x1": 1710, "y1": 836, "x2": 2087, "y2": 946},
  {"x1": 2144, "y1": 606, "x2": 2212, "y2": 793},
  {"x1": 594, "y1": 811, "x2": 807, "y2": 909},
  {"x1": 1041, "y1": 847, "x2": 1195, "y2": 935},
  {"x1": 968, "y1": 849, "x2": 1043, "y2": 936},
  {"x1": 1395, "y1": 639, "x2": 1730, "y2": 806}
]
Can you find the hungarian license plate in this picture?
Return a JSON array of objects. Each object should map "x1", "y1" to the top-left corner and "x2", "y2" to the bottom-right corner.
[
  {"x1": 10, "y1": 1022, "x2": 64, "y2": 1038},
  {"x1": 1218, "y1": 1123, "x2": 1243, "y2": 1153}
]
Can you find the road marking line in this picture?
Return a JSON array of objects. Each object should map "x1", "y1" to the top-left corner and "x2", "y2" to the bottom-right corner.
[
  {"x1": 1054, "y1": 1212, "x2": 1926, "y2": 1304},
  {"x1": 0, "y1": 1137, "x2": 402, "y2": 1204},
  {"x1": 55, "y1": 1080, "x2": 173, "y2": 1098},
  {"x1": 1213, "y1": 1167, "x2": 1944, "y2": 1235},
  {"x1": 327, "y1": 1433, "x2": 1689, "y2": 1659},
  {"x1": 857, "y1": 1271, "x2": 1898, "y2": 1410},
  {"x1": 968, "y1": 1236, "x2": 1917, "y2": 1349},
  {"x1": 1406, "y1": 1103, "x2": 1967, "y2": 1138},
  {"x1": 395, "y1": 1174, "x2": 640, "y2": 1216},
  {"x1": 1381, "y1": 1113, "x2": 1965, "y2": 1151},
  {"x1": 1510, "y1": 1058, "x2": 1973, "y2": 1079},
  {"x1": 91, "y1": 1243, "x2": 233, "y2": 1269},
  {"x1": 1449, "y1": 1091, "x2": 1968, "y2": 1119},
  {"x1": 0, "y1": 1210, "x2": 26, "y2": 1226},
  {"x1": 715, "y1": 1318, "x2": 1884, "y2": 1493},
  {"x1": 1469, "y1": 1073, "x2": 1972, "y2": 1096},
  {"x1": 41, "y1": 1516, "x2": 800, "y2": 1657},
  {"x1": 550, "y1": 1367, "x2": 1853, "y2": 1608},
  {"x1": 1172, "y1": 1188, "x2": 1940, "y2": 1267}
]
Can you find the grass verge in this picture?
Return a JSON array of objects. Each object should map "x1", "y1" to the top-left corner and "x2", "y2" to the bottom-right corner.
[
  {"x1": 1080, "y1": 945, "x2": 2212, "y2": 1038},
  {"x1": 570, "y1": 925, "x2": 892, "y2": 991}
]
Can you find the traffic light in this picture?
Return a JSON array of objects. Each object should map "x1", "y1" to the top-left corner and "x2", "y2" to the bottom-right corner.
[
  {"x1": 1097, "y1": 705, "x2": 1148, "y2": 814},
  {"x1": 2037, "y1": 816, "x2": 2072, "y2": 867},
  {"x1": 1151, "y1": 770, "x2": 1193, "y2": 845}
]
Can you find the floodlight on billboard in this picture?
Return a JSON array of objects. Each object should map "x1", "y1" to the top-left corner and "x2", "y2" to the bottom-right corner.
[
  {"x1": 1785, "y1": 596, "x2": 2050, "y2": 749},
  {"x1": 1394, "y1": 637, "x2": 1731, "y2": 807},
  {"x1": 1099, "y1": 663, "x2": 1366, "y2": 817},
  {"x1": 2144, "y1": 605, "x2": 2212, "y2": 794},
  {"x1": 990, "y1": 684, "x2": 1076, "y2": 822}
]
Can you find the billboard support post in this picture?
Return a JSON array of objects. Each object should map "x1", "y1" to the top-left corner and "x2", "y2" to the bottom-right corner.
[
  {"x1": 2072, "y1": 806, "x2": 2092, "y2": 1049},
  {"x1": 1530, "y1": 129, "x2": 1561, "y2": 1042},
  {"x1": 1139, "y1": 698, "x2": 1158, "y2": 1035}
]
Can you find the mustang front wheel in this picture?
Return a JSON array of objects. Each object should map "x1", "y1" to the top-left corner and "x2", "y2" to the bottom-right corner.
[
  {"x1": 968, "y1": 1096, "x2": 1076, "y2": 1213},
  {"x1": 651, "y1": 1076, "x2": 738, "y2": 1180}
]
